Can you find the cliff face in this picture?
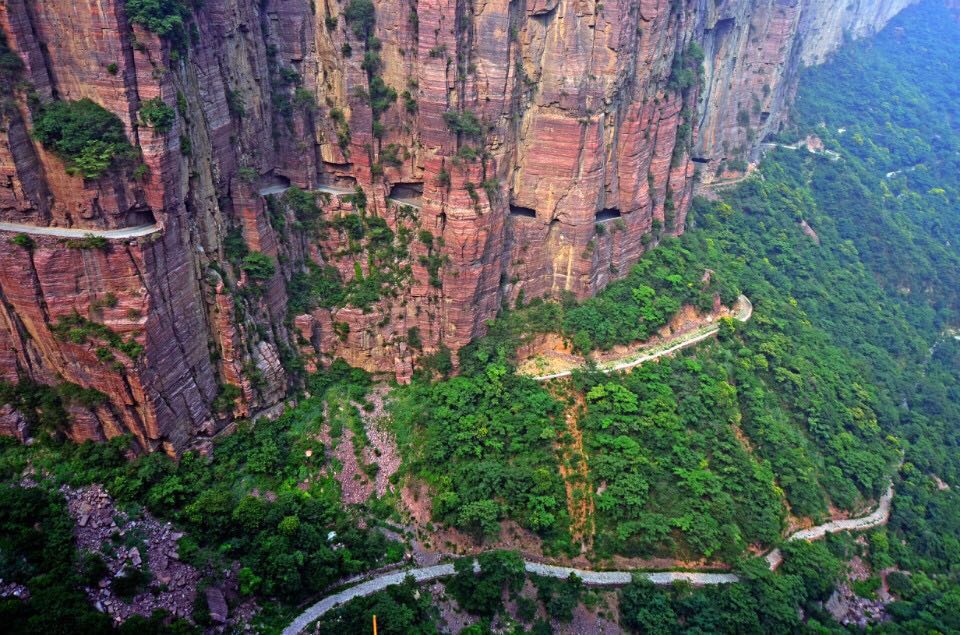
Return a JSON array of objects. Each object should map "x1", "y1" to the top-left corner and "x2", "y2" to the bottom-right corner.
[
  {"x1": 0, "y1": 0, "x2": 916, "y2": 451},
  {"x1": 695, "y1": 0, "x2": 919, "y2": 172}
]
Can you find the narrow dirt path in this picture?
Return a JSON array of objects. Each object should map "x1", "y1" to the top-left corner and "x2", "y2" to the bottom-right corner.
[{"x1": 555, "y1": 393, "x2": 594, "y2": 553}]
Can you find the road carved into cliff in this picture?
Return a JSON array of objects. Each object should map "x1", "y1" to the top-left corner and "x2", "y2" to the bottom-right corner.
[
  {"x1": 0, "y1": 221, "x2": 161, "y2": 239},
  {"x1": 258, "y1": 184, "x2": 355, "y2": 198},
  {"x1": 283, "y1": 472, "x2": 893, "y2": 635},
  {"x1": 529, "y1": 295, "x2": 753, "y2": 381}
]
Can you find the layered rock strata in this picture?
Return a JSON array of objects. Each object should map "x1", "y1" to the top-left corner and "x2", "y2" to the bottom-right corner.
[{"x1": 0, "y1": 0, "x2": 916, "y2": 450}]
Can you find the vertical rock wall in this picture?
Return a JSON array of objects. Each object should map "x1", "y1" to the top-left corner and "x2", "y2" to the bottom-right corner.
[
  {"x1": 0, "y1": 0, "x2": 918, "y2": 451},
  {"x1": 695, "y1": 0, "x2": 918, "y2": 175}
]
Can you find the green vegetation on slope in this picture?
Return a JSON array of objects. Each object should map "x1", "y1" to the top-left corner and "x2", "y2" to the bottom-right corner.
[
  {"x1": 780, "y1": 6, "x2": 960, "y2": 630},
  {"x1": 391, "y1": 366, "x2": 573, "y2": 551},
  {"x1": 2, "y1": 1, "x2": 959, "y2": 632},
  {"x1": 32, "y1": 99, "x2": 133, "y2": 179},
  {"x1": 310, "y1": 575, "x2": 438, "y2": 634},
  {"x1": 268, "y1": 186, "x2": 417, "y2": 314},
  {"x1": 0, "y1": 484, "x2": 199, "y2": 634},
  {"x1": 459, "y1": 245, "x2": 738, "y2": 370},
  {"x1": 0, "y1": 362, "x2": 399, "y2": 620},
  {"x1": 576, "y1": 357, "x2": 784, "y2": 560}
]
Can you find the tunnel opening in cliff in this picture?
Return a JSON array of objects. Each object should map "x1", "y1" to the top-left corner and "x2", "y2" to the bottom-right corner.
[
  {"x1": 691, "y1": 157, "x2": 711, "y2": 164},
  {"x1": 258, "y1": 172, "x2": 291, "y2": 197},
  {"x1": 315, "y1": 174, "x2": 359, "y2": 195},
  {"x1": 0, "y1": 0, "x2": 920, "y2": 453},
  {"x1": 708, "y1": 17, "x2": 737, "y2": 36},
  {"x1": 596, "y1": 208, "x2": 622, "y2": 222},
  {"x1": 388, "y1": 183, "x2": 424, "y2": 207},
  {"x1": 127, "y1": 206, "x2": 157, "y2": 227},
  {"x1": 388, "y1": 183, "x2": 423, "y2": 199},
  {"x1": 510, "y1": 205, "x2": 538, "y2": 219}
]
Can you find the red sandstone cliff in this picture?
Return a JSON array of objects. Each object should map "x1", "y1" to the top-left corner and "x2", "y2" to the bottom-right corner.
[
  {"x1": 0, "y1": 0, "x2": 917, "y2": 451},
  {"x1": 695, "y1": 0, "x2": 919, "y2": 177}
]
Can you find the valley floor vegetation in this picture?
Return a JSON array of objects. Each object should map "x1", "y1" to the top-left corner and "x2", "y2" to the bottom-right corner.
[{"x1": 0, "y1": 362, "x2": 402, "y2": 633}]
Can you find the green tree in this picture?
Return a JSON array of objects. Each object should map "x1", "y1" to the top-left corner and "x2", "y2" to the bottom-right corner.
[
  {"x1": 32, "y1": 99, "x2": 131, "y2": 178},
  {"x1": 138, "y1": 97, "x2": 176, "y2": 134},
  {"x1": 240, "y1": 252, "x2": 276, "y2": 280},
  {"x1": 446, "y1": 551, "x2": 525, "y2": 617},
  {"x1": 124, "y1": 0, "x2": 192, "y2": 39}
]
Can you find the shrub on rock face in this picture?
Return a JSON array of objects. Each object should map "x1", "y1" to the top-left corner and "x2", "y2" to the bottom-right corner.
[
  {"x1": 9, "y1": 233, "x2": 34, "y2": 250},
  {"x1": 240, "y1": 252, "x2": 276, "y2": 281},
  {"x1": 124, "y1": 0, "x2": 192, "y2": 39},
  {"x1": 32, "y1": 99, "x2": 132, "y2": 179},
  {"x1": 64, "y1": 234, "x2": 109, "y2": 250},
  {"x1": 138, "y1": 97, "x2": 176, "y2": 134},
  {"x1": 0, "y1": 31, "x2": 25, "y2": 84},
  {"x1": 443, "y1": 110, "x2": 483, "y2": 137},
  {"x1": 344, "y1": 0, "x2": 376, "y2": 39}
]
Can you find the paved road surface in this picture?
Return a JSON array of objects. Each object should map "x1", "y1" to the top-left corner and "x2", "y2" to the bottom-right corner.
[
  {"x1": 283, "y1": 472, "x2": 895, "y2": 634},
  {"x1": 259, "y1": 185, "x2": 419, "y2": 209},
  {"x1": 282, "y1": 564, "x2": 457, "y2": 635},
  {"x1": 258, "y1": 184, "x2": 355, "y2": 198},
  {"x1": 282, "y1": 294, "x2": 901, "y2": 635},
  {"x1": 791, "y1": 484, "x2": 893, "y2": 541},
  {"x1": 282, "y1": 563, "x2": 740, "y2": 635},
  {"x1": 386, "y1": 196, "x2": 423, "y2": 210},
  {"x1": 0, "y1": 221, "x2": 160, "y2": 239},
  {"x1": 766, "y1": 484, "x2": 894, "y2": 569},
  {"x1": 533, "y1": 295, "x2": 752, "y2": 381},
  {"x1": 258, "y1": 185, "x2": 289, "y2": 196}
]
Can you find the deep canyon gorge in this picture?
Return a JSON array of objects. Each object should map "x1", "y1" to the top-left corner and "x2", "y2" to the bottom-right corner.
[{"x1": 0, "y1": 0, "x2": 919, "y2": 452}]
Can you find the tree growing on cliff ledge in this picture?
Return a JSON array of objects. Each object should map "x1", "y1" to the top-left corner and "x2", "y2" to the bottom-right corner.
[
  {"x1": 32, "y1": 99, "x2": 133, "y2": 179},
  {"x1": 124, "y1": 0, "x2": 193, "y2": 39},
  {"x1": 344, "y1": 0, "x2": 376, "y2": 39}
]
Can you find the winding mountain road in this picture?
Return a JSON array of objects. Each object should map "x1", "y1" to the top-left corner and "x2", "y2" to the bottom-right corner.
[
  {"x1": 532, "y1": 295, "x2": 753, "y2": 381},
  {"x1": 281, "y1": 562, "x2": 741, "y2": 635},
  {"x1": 0, "y1": 221, "x2": 160, "y2": 239},
  {"x1": 765, "y1": 484, "x2": 895, "y2": 569},
  {"x1": 283, "y1": 473, "x2": 893, "y2": 635}
]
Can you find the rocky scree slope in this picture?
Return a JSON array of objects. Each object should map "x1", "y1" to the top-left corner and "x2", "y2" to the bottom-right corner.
[{"x1": 0, "y1": 0, "x2": 915, "y2": 452}]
